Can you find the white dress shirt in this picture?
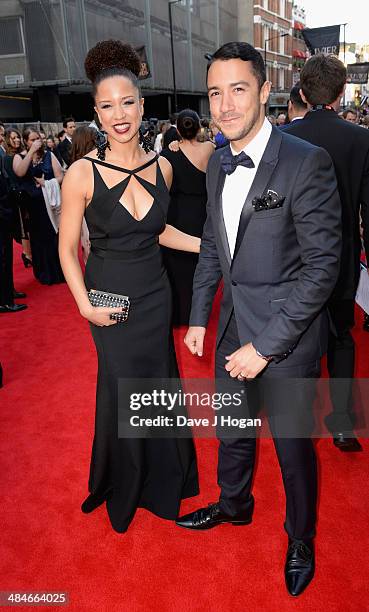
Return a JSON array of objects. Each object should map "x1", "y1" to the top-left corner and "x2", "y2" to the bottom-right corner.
[{"x1": 222, "y1": 117, "x2": 272, "y2": 257}]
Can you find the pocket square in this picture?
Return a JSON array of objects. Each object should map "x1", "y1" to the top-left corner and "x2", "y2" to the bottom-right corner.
[{"x1": 252, "y1": 190, "x2": 285, "y2": 212}]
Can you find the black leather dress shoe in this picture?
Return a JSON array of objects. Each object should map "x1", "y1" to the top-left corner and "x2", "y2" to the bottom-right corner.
[
  {"x1": 13, "y1": 290, "x2": 27, "y2": 299},
  {"x1": 285, "y1": 539, "x2": 315, "y2": 596},
  {"x1": 333, "y1": 432, "x2": 363, "y2": 452},
  {"x1": 0, "y1": 303, "x2": 27, "y2": 313},
  {"x1": 176, "y1": 502, "x2": 252, "y2": 530}
]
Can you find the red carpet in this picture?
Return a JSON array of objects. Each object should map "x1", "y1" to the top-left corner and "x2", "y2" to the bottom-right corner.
[{"x1": 1, "y1": 244, "x2": 369, "y2": 611}]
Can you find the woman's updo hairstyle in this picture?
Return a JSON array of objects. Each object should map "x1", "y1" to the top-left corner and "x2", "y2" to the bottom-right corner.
[
  {"x1": 84, "y1": 39, "x2": 141, "y2": 98},
  {"x1": 176, "y1": 109, "x2": 201, "y2": 140}
]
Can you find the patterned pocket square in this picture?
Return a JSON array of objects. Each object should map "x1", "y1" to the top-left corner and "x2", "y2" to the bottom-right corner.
[{"x1": 252, "y1": 190, "x2": 285, "y2": 212}]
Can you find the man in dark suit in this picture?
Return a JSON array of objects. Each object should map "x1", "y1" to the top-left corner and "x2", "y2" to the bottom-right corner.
[
  {"x1": 0, "y1": 156, "x2": 27, "y2": 313},
  {"x1": 284, "y1": 54, "x2": 369, "y2": 451},
  {"x1": 175, "y1": 42, "x2": 341, "y2": 596},
  {"x1": 162, "y1": 114, "x2": 179, "y2": 149},
  {"x1": 279, "y1": 83, "x2": 307, "y2": 130},
  {"x1": 57, "y1": 117, "x2": 76, "y2": 168}
]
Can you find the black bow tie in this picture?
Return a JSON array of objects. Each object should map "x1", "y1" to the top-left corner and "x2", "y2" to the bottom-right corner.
[{"x1": 220, "y1": 148, "x2": 255, "y2": 175}]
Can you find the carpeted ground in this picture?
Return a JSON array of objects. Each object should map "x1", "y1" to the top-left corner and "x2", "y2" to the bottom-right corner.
[{"x1": 1, "y1": 244, "x2": 368, "y2": 611}]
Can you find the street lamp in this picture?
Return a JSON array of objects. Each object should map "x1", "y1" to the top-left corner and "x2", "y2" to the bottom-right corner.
[
  {"x1": 264, "y1": 32, "x2": 289, "y2": 78},
  {"x1": 169, "y1": 0, "x2": 181, "y2": 113}
]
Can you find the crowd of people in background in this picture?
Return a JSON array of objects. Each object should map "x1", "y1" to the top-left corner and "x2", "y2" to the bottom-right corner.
[{"x1": 1, "y1": 94, "x2": 369, "y2": 318}]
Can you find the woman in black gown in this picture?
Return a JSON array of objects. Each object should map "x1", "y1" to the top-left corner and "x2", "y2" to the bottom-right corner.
[
  {"x1": 59, "y1": 40, "x2": 199, "y2": 533},
  {"x1": 161, "y1": 110, "x2": 214, "y2": 325},
  {"x1": 13, "y1": 128, "x2": 65, "y2": 285}
]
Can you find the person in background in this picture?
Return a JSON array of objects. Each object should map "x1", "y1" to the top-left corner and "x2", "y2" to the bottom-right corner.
[
  {"x1": 0, "y1": 123, "x2": 6, "y2": 157},
  {"x1": 47, "y1": 134, "x2": 64, "y2": 166},
  {"x1": 46, "y1": 136, "x2": 55, "y2": 151},
  {"x1": 286, "y1": 83, "x2": 307, "y2": 126},
  {"x1": 197, "y1": 118, "x2": 211, "y2": 142},
  {"x1": 69, "y1": 126, "x2": 97, "y2": 264},
  {"x1": 276, "y1": 112, "x2": 286, "y2": 126},
  {"x1": 161, "y1": 109, "x2": 214, "y2": 324},
  {"x1": 58, "y1": 118, "x2": 76, "y2": 168},
  {"x1": 284, "y1": 53, "x2": 369, "y2": 451},
  {"x1": 162, "y1": 113, "x2": 179, "y2": 149},
  {"x1": 13, "y1": 128, "x2": 65, "y2": 285},
  {"x1": 267, "y1": 114, "x2": 277, "y2": 125},
  {"x1": 210, "y1": 121, "x2": 228, "y2": 149},
  {"x1": 39, "y1": 130, "x2": 47, "y2": 145},
  {"x1": 342, "y1": 108, "x2": 358, "y2": 123},
  {"x1": 0, "y1": 148, "x2": 27, "y2": 313},
  {"x1": 153, "y1": 121, "x2": 168, "y2": 154},
  {"x1": 4, "y1": 129, "x2": 32, "y2": 270}
]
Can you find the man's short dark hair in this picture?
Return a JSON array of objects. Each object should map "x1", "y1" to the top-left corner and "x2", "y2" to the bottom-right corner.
[
  {"x1": 58, "y1": 130, "x2": 65, "y2": 139},
  {"x1": 169, "y1": 113, "x2": 177, "y2": 125},
  {"x1": 300, "y1": 54, "x2": 347, "y2": 106},
  {"x1": 206, "y1": 42, "x2": 266, "y2": 90},
  {"x1": 63, "y1": 117, "x2": 75, "y2": 128},
  {"x1": 289, "y1": 83, "x2": 307, "y2": 110}
]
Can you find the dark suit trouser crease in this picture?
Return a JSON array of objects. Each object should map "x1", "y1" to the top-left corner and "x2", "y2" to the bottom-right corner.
[
  {"x1": 215, "y1": 313, "x2": 318, "y2": 541},
  {"x1": 325, "y1": 299, "x2": 356, "y2": 433}
]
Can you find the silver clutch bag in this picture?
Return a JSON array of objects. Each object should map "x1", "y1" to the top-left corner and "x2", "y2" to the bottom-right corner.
[{"x1": 87, "y1": 289, "x2": 130, "y2": 322}]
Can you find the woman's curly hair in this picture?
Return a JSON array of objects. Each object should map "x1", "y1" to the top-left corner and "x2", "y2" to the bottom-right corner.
[
  {"x1": 84, "y1": 40, "x2": 141, "y2": 96},
  {"x1": 85, "y1": 40, "x2": 141, "y2": 82}
]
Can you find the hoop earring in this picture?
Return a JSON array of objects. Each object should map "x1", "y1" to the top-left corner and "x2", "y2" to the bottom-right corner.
[
  {"x1": 95, "y1": 130, "x2": 111, "y2": 161},
  {"x1": 139, "y1": 129, "x2": 152, "y2": 154}
]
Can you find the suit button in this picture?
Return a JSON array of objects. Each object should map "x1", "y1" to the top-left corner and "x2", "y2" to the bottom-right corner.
[{"x1": 231, "y1": 281, "x2": 237, "y2": 286}]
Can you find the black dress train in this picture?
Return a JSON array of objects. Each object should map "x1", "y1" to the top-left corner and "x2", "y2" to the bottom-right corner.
[{"x1": 82, "y1": 154, "x2": 199, "y2": 533}]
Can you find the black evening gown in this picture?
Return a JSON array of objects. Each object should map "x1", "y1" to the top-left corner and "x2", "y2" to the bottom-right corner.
[
  {"x1": 160, "y1": 149, "x2": 207, "y2": 325},
  {"x1": 82, "y1": 154, "x2": 199, "y2": 533},
  {"x1": 19, "y1": 151, "x2": 64, "y2": 285}
]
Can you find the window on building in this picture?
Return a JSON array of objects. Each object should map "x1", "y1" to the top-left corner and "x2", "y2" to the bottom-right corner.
[
  {"x1": 280, "y1": 33, "x2": 285, "y2": 54},
  {"x1": 0, "y1": 17, "x2": 25, "y2": 56},
  {"x1": 278, "y1": 67, "x2": 285, "y2": 90},
  {"x1": 179, "y1": 0, "x2": 198, "y2": 14},
  {"x1": 280, "y1": 0, "x2": 285, "y2": 18}
]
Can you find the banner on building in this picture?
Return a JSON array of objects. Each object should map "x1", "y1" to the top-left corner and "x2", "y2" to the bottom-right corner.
[
  {"x1": 302, "y1": 25, "x2": 340, "y2": 56},
  {"x1": 136, "y1": 46, "x2": 151, "y2": 80},
  {"x1": 346, "y1": 63, "x2": 369, "y2": 85}
]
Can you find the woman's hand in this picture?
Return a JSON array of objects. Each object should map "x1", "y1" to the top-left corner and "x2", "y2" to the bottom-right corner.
[
  {"x1": 29, "y1": 139, "x2": 43, "y2": 155},
  {"x1": 80, "y1": 305, "x2": 125, "y2": 327},
  {"x1": 168, "y1": 140, "x2": 180, "y2": 152},
  {"x1": 34, "y1": 175, "x2": 45, "y2": 188}
]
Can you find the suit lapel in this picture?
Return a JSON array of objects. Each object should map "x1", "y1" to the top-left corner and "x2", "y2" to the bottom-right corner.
[
  {"x1": 231, "y1": 126, "x2": 282, "y2": 267},
  {"x1": 214, "y1": 148, "x2": 232, "y2": 265}
]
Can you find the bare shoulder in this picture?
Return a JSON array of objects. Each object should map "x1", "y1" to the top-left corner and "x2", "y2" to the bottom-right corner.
[
  {"x1": 63, "y1": 158, "x2": 93, "y2": 195},
  {"x1": 64, "y1": 158, "x2": 92, "y2": 181},
  {"x1": 203, "y1": 140, "x2": 215, "y2": 151},
  {"x1": 158, "y1": 155, "x2": 173, "y2": 188}
]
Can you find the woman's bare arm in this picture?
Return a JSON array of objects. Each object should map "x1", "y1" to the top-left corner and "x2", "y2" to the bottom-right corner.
[
  {"x1": 59, "y1": 160, "x2": 121, "y2": 326},
  {"x1": 13, "y1": 140, "x2": 43, "y2": 177},
  {"x1": 51, "y1": 152, "x2": 64, "y2": 185},
  {"x1": 159, "y1": 225, "x2": 200, "y2": 252}
]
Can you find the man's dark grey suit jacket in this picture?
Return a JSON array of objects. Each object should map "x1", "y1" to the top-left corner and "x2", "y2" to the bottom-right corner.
[{"x1": 189, "y1": 125, "x2": 342, "y2": 370}]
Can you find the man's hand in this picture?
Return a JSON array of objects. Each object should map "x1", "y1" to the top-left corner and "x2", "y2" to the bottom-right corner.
[
  {"x1": 184, "y1": 326, "x2": 206, "y2": 356},
  {"x1": 225, "y1": 342, "x2": 269, "y2": 379}
]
